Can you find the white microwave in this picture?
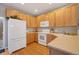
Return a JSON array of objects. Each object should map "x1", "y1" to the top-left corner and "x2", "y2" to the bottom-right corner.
[{"x1": 40, "y1": 21, "x2": 49, "y2": 27}]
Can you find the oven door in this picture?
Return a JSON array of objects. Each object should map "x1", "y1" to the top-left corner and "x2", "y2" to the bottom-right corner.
[{"x1": 38, "y1": 33, "x2": 47, "y2": 46}]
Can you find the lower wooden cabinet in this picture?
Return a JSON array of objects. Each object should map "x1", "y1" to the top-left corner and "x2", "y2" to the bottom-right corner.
[
  {"x1": 26, "y1": 32, "x2": 38, "y2": 44},
  {"x1": 34, "y1": 32, "x2": 38, "y2": 42}
]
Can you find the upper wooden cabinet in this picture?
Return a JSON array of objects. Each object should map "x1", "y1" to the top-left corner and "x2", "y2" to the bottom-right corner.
[
  {"x1": 36, "y1": 12, "x2": 55, "y2": 27},
  {"x1": 64, "y1": 6, "x2": 71, "y2": 26},
  {"x1": 36, "y1": 4, "x2": 78, "y2": 27},
  {"x1": 6, "y1": 4, "x2": 78, "y2": 28},
  {"x1": 26, "y1": 16, "x2": 37, "y2": 28},
  {"x1": 49, "y1": 11, "x2": 55, "y2": 27},
  {"x1": 64, "y1": 4, "x2": 78, "y2": 26},
  {"x1": 55, "y1": 8, "x2": 65, "y2": 26},
  {"x1": 6, "y1": 8, "x2": 37, "y2": 28},
  {"x1": 71, "y1": 4, "x2": 78, "y2": 26},
  {"x1": 6, "y1": 8, "x2": 18, "y2": 17},
  {"x1": 17, "y1": 12, "x2": 26, "y2": 21},
  {"x1": 36, "y1": 15, "x2": 43, "y2": 27}
]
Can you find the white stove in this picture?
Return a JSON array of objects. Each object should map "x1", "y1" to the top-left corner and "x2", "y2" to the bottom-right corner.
[
  {"x1": 38, "y1": 32, "x2": 50, "y2": 46},
  {"x1": 38, "y1": 29, "x2": 50, "y2": 46},
  {"x1": 38, "y1": 21, "x2": 50, "y2": 46}
]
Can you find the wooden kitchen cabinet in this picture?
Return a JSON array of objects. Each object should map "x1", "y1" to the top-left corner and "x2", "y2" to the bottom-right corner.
[
  {"x1": 6, "y1": 8, "x2": 26, "y2": 21},
  {"x1": 6, "y1": 8, "x2": 37, "y2": 28},
  {"x1": 34, "y1": 32, "x2": 38, "y2": 42},
  {"x1": 6, "y1": 8, "x2": 18, "y2": 17},
  {"x1": 71, "y1": 4, "x2": 78, "y2": 26},
  {"x1": 27, "y1": 32, "x2": 35, "y2": 44},
  {"x1": 36, "y1": 11, "x2": 56, "y2": 27},
  {"x1": 26, "y1": 16, "x2": 37, "y2": 28},
  {"x1": 17, "y1": 12, "x2": 27, "y2": 21},
  {"x1": 36, "y1": 4, "x2": 78, "y2": 27},
  {"x1": 30, "y1": 16, "x2": 37, "y2": 27},
  {"x1": 36, "y1": 14, "x2": 50, "y2": 27},
  {"x1": 64, "y1": 6, "x2": 72, "y2": 26},
  {"x1": 44, "y1": 13, "x2": 50, "y2": 27},
  {"x1": 64, "y1": 4, "x2": 78, "y2": 26},
  {"x1": 26, "y1": 32, "x2": 38, "y2": 44},
  {"x1": 48, "y1": 12, "x2": 55, "y2": 27},
  {"x1": 55, "y1": 8, "x2": 65, "y2": 26},
  {"x1": 36, "y1": 16, "x2": 42, "y2": 27}
]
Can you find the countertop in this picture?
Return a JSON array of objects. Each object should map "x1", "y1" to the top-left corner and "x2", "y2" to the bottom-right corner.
[{"x1": 47, "y1": 33, "x2": 79, "y2": 54}]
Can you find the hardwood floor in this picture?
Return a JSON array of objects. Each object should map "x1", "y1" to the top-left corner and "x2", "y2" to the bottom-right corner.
[
  {"x1": 13, "y1": 42, "x2": 49, "y2": 55},
  {"x1": 1, "y1": 42, "x2": 49, "y2": 55}
]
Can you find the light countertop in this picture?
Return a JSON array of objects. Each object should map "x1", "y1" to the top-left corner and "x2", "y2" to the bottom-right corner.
[{"x1": 48, "y1": 33, "x2": 79, "y2": 54}]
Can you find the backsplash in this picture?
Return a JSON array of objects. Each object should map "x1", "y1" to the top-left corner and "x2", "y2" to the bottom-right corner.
[
  {"x1": 27, "y1": 28, "x2": 37, "y2": 32},
  {"x1": 37, "y1": 27, "x2": 50, "y2": 32},
  {"x1": 51, "y1": 27, "x2": 77, "y2": 35},
  {"x1": 26, "y1": 27, "x2": 78, "y2": 35}
]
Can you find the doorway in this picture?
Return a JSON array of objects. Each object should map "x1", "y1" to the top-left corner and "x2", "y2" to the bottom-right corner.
[{"x1": 0, "y1": 18, "x2": 3, "y2": 48}]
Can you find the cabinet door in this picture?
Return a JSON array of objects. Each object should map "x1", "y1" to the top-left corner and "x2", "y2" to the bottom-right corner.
[
  {"x1": 36, "y1": 16, "x2": 42, "y2": 27},
  {"x1": 55, "y1": 8, "x2": 65, "y2": 26},
  {"x1": 26, "y1": 15, "x2": 31, "y2": 28},
  {"x1": 6, "y1": 8, "x2": 18, "y2": 17},
  {"x1": 26, "y1": 16, "x2": 35, "y2": 28},
  {"x1": 37, "y1": 14, "x2": 49, "y2": 27},
  {"x1": 44, "y1": 13, "x2": 50, "y2": 27},
  {"x1": 17, "y1": 12, "x2": 23, "y2": 20},
  {"x1": 63, "y1": 4, "x2": 78, "y2": 26},
  {"x1": 49, "y1": 12, "x2": 55, "y2": 27},
  {"x1": 64, "y1": 6, "x2": 72, "y2": 26},
  {"x1": 30, "y1": 16, "x2": 37, "y2": 27},
  {"x1": 17, "y1": 12, "x2": 26, "y2": 21},
  {"x1": 27, "y1": 32, "x2": 35, "y2": 44},
  {"x1": 22, "y1": 14, "x2": 27, "y2": 21},
  {"x1": 71, "y1": 4, "x2": 78, "y2": 26},
  {"x1": 33, "y1": 33, "x2": 38, "y2": 42}
]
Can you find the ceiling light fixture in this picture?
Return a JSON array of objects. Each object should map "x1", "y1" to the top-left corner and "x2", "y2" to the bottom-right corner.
[
  {"x1": 49, "y1": 3, "x2": 52, "y2": 5},
  {"x1": 21, "y1": 3, "x2": 24, "y2": 4},
  {"x1": 34, "y1": 9, "x2": 38, "y2": 12}
]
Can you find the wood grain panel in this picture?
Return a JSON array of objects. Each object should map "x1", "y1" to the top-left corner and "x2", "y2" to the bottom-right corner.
[
  {"x1": 26, "y1": 32, "x2": 35, "y2": 44},
  {"x1": 55, "y1": 8, "x2": 65, "y2": 26}
]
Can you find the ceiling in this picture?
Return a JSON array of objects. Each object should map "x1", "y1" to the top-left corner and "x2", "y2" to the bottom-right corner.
[{"x1": 1, "y1": 3, "x2": 72, "y2": 16}]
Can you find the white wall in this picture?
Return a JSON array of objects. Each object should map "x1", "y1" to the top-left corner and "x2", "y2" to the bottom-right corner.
[
  {"x1": 3, "y1": 19, "x2": 8, "y2": 48},
  {"x1": 0, "y1": 17, "x2": 8, "y2": 49},
  {"x1": 0, "y1": 5, "x2": 8, "y2": 48},
  {"x1": 0, "y1": 19, "x2": 3, "y2": 38},
  {"x1": 0, "y1": 5, "x2": 6, "y2": 17}
]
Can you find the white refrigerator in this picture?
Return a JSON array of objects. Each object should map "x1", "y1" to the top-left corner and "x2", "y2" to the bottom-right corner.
[{"x1": 8, "y1": 18, "x2": 26, "y2": 54}]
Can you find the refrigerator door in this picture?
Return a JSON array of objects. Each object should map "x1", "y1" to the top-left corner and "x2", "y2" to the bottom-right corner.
[{"x1": 8, "y1": 19, "x2": 26, "y2": 54}]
